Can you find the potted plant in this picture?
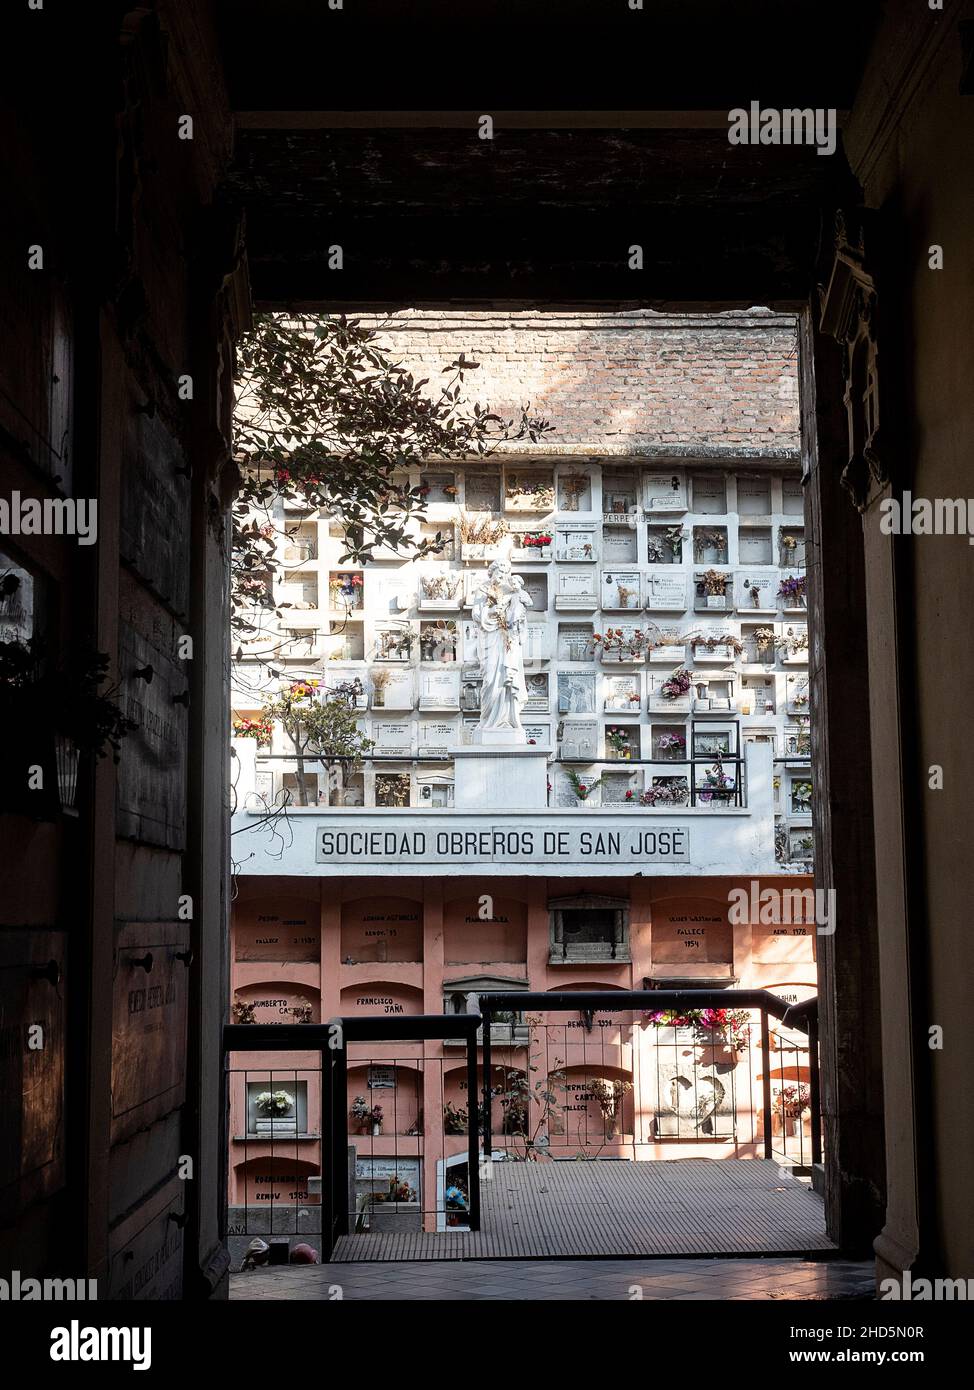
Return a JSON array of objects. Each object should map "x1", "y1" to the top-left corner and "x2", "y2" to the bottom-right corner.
[
  {"x1": 605, "y1": 726, "x2": 634, "y2": 760},
  {"x1": 350, "y1": 1096, "x2": 383, "y2": 1135},
  {"x1": 697, "y1": 568, "x2": 728, "y2": 608},
  {"x1": 369, "y1": 668, "x2": 390, "y2": 708},
  {"x1": 777, "y1": 1083, "x2": 811, "y2": 1137},
  {"x1": 443, "y1": 1101, "x2": 468, "y2": 1135},
  {"x1": 628, "y1": 778, "x2": 690, "y2": 808},
  {"x1": 778, "y1": 574, "x2": 807, "y2": 608},
  {"x1": 655, "y1": 732, "x2": 686, "y2": 760},
  {"x1": 584, "y1": 1078, "x2": 633, "y2": 1140},
  {"x1": 694, "y1": 530, "x2": 728, "y2": 563}
]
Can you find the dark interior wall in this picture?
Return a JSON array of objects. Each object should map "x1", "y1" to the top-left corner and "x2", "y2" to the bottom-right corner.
[
  {"x1": 1, "y1": 2, "x2": 248, "y2": 1296},
  {"x1": 840, "y1": 0, "x2": 974, "y2": 1280}
]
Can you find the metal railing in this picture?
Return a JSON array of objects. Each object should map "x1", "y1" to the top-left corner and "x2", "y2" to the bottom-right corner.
[
  {"x1": 223, "y1": 1014, "x2": 482, "y2": 1263},
  {"x1": 478, "y1": 988, "x2": 821, "y2": 1166}
]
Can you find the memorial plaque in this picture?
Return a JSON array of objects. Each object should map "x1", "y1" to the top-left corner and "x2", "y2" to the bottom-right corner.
[
  {"x1": 420, "y1": 669, "x2": 460, "y2": 710},
  {"x1": 340, "y1": 982, "x2": 422, "y2": 1016},
  {"x1": 418, "y1": 572, "x2": 463, "y2": 610},
  {"x1": 782, "y1": 477, "x2": 805, "y2": 515},
  {"x1": 752, "y1": 923, "x2": 815, "y2": 965},
  {"x1": 648, "y1": 675, "x2": 690, "y2": 714},
  {"x1": 419, "y1": 718, "x2": 459, "y2": 755},
  {"x1": 111, "y1": 922, "x2": 189, "y2": 1145},
  {"x1": 601, "y1": 570, "x2": 641, "y2": 610},
  {"x1": 341, "y1": 898, "x2": 423, "y2": 963},
  {"x1": 738, "y1": 529, "x2": 773, "y2": 564},
  {"x1": 736, "y1": 573, "x2": 777, "y2": 611},
  {"x1": 557, "y1": 671, "x2": 596, "y2": 714},
  {"x1": 553, "y1": 767, "x2": 600, "y2": 806},
  {"x1": 234, "y1": 984, "x2": 319, "y2": 1024},
  {"x1": 522, "y1": 621, "x2": 549, "y2": 664},
  {"x1": 652, "y1": 904, "x2": 732, "y2": 964},
  {"x1": 559, "y1": 718, "x2": 599, "y2": 761},
  {"x1": 107, "y1": 1178, "x2": 184, "y2": 1300},
  {"x1": 116, "y1": 609, "x2": 188, "y2": 848},
  {"x1": 556, "y1": 526, "x2": 597, "y2": 561},
  {"x1": 736, "y1": 476, "x2": 772, "y2": 514},
  {"x1": 121, "y1": 408, "x2": 191, "y2": 616},
  {"x1": 558, "y1": 623, "x2": 593, "y2": 661},
  {"x1": 523, "y1": 720, "x2": 551, "y2": 746},
  {"x1": 602, "y1": 770, "x2": 638, "y2": 805},
  {"x1": 646, "y1": 573, "x2": 687, "y2": 611},
  {"x1": 0, "y1": 930, "x2": 66, "y2": 1221},
  {"x1": 691, "y1": 474, "x2": 726, "y2": 513},
  {"x1": 553, "y1": 570, "x2": 598, "y2": 609},
  {"x1": 644, "y1": 471, "x2": 687, "y2": 512},
  {"x1": 370, "y1": 572, "x2": 413, "y2": 614},
  {"x1": 374, "y1": 668, "x2": 414, "y2": 711},
  {"x1": 602, "y1": 528, "x2": 637, "y2": 562},
  {"x1": 371, "y1": 719, "x2": 413, "y2": 753},
  {"x1": 235, "y1": 901, "x2": 319, "y2": 962},
  {"x1": 465, "y1": 472, "x2": 501, "y2": 512},
  {"x1": 459, "y1": 673, "x2": 482, "y2": 712},
  {"x1": 523, "y1": 672, "x2": 550, "y2": 712},
  {"x1": 514, "y1": 572, "x2": 547, "y2": 610},
  {"x1": 604, "y1": 673, "x2": 641, "y2": 711}
]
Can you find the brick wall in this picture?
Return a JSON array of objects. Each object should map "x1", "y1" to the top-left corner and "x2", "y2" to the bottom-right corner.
[{"x1": 352, "y1": 309, "x2": 800, "y2": 458}]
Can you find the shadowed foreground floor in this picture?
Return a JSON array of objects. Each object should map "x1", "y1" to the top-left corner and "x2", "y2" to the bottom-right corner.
[{"x1": 231, "y1": 1256, "x2": 875, "y2": 1301}]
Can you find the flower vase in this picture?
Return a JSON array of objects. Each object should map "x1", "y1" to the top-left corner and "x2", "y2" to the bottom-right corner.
[{"x1": 371, "y1": 1122, "x2": 382, "y2": 1136}]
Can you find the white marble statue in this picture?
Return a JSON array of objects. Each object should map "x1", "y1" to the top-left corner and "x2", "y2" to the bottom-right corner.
[{"x1": 469, "y1": 558, "x2": 533, "y2": 740}]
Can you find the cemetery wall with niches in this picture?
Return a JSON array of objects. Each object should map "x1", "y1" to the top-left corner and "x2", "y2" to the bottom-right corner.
[{"x1": 232, "y1": 461, "x2": 812, "y2": 868}]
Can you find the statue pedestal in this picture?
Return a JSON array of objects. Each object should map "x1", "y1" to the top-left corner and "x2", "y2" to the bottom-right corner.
[{"x1": 451, "y1": 744, "x2": 551, "y2": 810}]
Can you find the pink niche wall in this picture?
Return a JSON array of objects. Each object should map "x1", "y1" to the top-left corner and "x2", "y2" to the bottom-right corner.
[
  {"x1": 340, "y1": 895, "x2": 423, "y2": 964},
  {"x1": 442, "y1": 893, "x2": 528, "y2": 965}
]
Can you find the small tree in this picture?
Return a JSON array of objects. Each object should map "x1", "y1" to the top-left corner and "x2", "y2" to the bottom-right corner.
[
  {"x1": 232, "y1": 313, "x2": 552, "y2": 653},
  {"x1": 261, "y1": 679, "x2": 374, "y2": 806}
]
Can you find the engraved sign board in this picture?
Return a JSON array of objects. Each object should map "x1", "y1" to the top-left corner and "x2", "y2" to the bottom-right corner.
[
  {"x1": 0, "y1": 931, "x2": 66, "y2": 1221},
  {"x1": 604, "y1": 673, "x2": 641, "y2": 711},
  {"x1": 465, "y1": 472, "x2": 501, "y2": 512},
  {"x1": 373, "y1": 668, "x2": 414, "y2": 711},
  {"x1": 116, "y1": 610, "x2": 188, "y2": 849},
  {"x1": 121, "y1": 407, "x2": 191, "y2": 617},
  {"x1": 107, "y1": 1177, "x2": 184, "y2": 1300},
  {"x1": 341, "y1": 897, "x2": 423, "y2": 963},
  {"x1": 557, "y1": 672, "x2": 595, "y2": 714},
  {"x1": 556, "y1": 527, "x2": 596, "y2": 561},
  {"x1": 111, "y1": 922, "x2": 189, "y2": 1146},
  {"x1": 371, "y1": 719, "x2": 413, "y2": 753},
  {"x1": 602, "y1": 528, "x2": 637, "y2": 563},
  {"x1": 652, "y1": 904, "x2": 732, "y2": 964},
  {"x1": 601, "y1": 570, "x2": 642, "y2": 610},
  {"x1": 420, "y1": 669, "x2": 460, "y2": 710},
  {"x1": 691, "y1": 475, "x2": 727, "y2": 513},
  {"x1": 645, "y1": 471, "x2": 687, "y2": 512},
  {"x1": 738, "y1": 530, "x2": 773, "y2": 565},
  {"x1": 646, "y1": 573, "x2": 687, "y2": 611},
  {"x1": 523, "y1": 673, "x2": 549, "y2": 713},
  {"x1": 752, "y1": 923, "x2": 816, "y2": 965},
  {"x1": 736, "y1": 476, "x2": 772, "y2": 514},
  {"x1": 235, "y1": 899, "x2": 319, "y2": 962},
  {"x1": 559, "y1": 718, "x2": 599, "y2": 761},
  {"x1": 736, "y1": 573, "x2": 777, "y2": 611},
  {"x1": 419, "y1": 718, "x2": 459, "y2": 755},
  {"x1": 553, "y1": 570, "x2": 598, "y2": 609},
  {"x1": 782, "y1": 477, "x2": 805, "y2": 515}
]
